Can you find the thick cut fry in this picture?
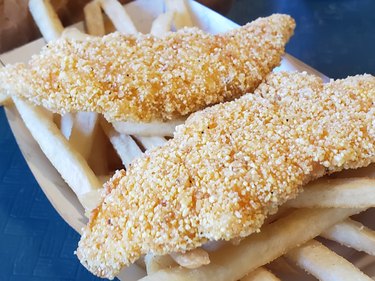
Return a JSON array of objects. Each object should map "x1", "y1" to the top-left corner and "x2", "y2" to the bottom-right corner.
[
  {"x1": 133, "y1": 136, "x2": 167, "y2": 150},
  {"x1": 170, "y1": 248, "x2": 210, "y2": 269},
  {"x1": 100, "y1": 119, "x2": 143, "y2": 169},
  {"x1": 12, "y1": 98, "x2": 101, "y2": 211},
  {"x1": 60, "y1": 113, "x2": 74, "y2": 139},
  {"x1": 201, "y1": 240, "x2": 227, "y2": 252},
  {"x1": 116, "y1": 263, "x2": 147, "y2": 281},
  {"x1": 146, "y1": 250, "x2": 212, "y2": 271},
  {"x1": 0, "y1": 91, "x2": 10, "y2": 105},
  {"x1": 266, "y1": 257, "x2": 301, "y2": 278},
  {"x1": 28, "y1": 0, "x2": 64, "y2": 42},
  {"x1": 100, "y1": 0, "x2": 137, "y2": 34},
  {"x1": 59, "y1": 112, "x2": 98, "y2": 160},
  {"x1": 113, "y1": 120, "x2": 183, "y2": 137},
  {"x1": 61, "y1": 27, "x2": 92, "y2": 41},
  {"x1": 145, "y1": 254, "x2": 176, "y2": 275},
  {"x1": 150, "y1": 12, "x2": 174, "y2": 37},
  {"x1": 286, "y1": 178, "x2": 375, "y2": 209},
  {"x1": 285, "y1": 240, "x2": 372, "y2": 281},
  {"x1": 240, "y1": 267, "x2": 281, "y2": 281},
  {"x1": 263, "y1": 205, "x2": 291, "y2": 225},
  {"x1": 0, "y1": 65, "x2": 11, "y2": 105},
  {"x1": 84, "y1": 0, "x2": 106, "y2": 36},
  {"x1": 69, "y1": 112, "x2": 98, "y2": 160},
  {"x1": 165, "y1": 0, "x2": 194, "y2": 29},
  {"x1": 322, "y1": 218, "x2": 375, "y2": 256},
  {"x1": 139, "y1": 208, "x2": 363, "y2": 281},
  {"x1": 80, "y1": 189, "x2": 103, "y2": 217}
]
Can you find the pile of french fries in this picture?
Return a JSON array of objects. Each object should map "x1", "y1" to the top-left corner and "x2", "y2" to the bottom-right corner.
[{"x1": 1, "y1": 0, "x2": 375, "y2": 280}]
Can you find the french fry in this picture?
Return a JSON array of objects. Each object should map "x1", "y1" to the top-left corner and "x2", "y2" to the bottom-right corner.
[
  {"x1": 60, "y1": 113, "x2": 74, "y2": 139},
  {"x1": 145, "y1": 243, "x2": 221, "y2": 275},
  {"x1": 285, "y1": 240, "x2": 372, "y2": 281},
  {"x1": 165, "y1": 0, "x2": 194, "y2": 29},
  {"x1": 28, "y1": 0, "x2": 64, "y2": 42},
  {"x1": 84, "y1": 0, "x2": 106, "y2": 36},
  {"x1": 69, "y1": 112, "x2": 98, "y2": 160},
  {"x1": 99, "y1": 0, "x2": 137, "y2": 34},
  {"x1": 140, "y1": 208, "x2": 363, "y2": 281},
  {"x1": 61, "y1": 27, "x2": 92, "y2": 40},
  {"x1": 12, "y1": 98, "x2": 101, "y2": 212},
  {"x1": 0, "y1": 64, "x2": 11, "y2": 105},
  {"x1": 322, "y1": 218, "x2": 375, "y2": 256},
  {"x1": 201, "y1": 240, "x2": 228, "y2": 253},
  {"x1": 285, "y1": 178, "x2": 375, "y2": 209},
  {"x1": 0, "y1": 91, "x2": 11, "y2": 106},
  {"x1": 240, "y1": 267, "x2": 281, "y2": 281},
  {"x1": 100, "y1": 119, "x2": 143, "y2": 169},
  {"x1": 59, "y1": 112, "x2": 99, "y2": 160},
  {"x1": 145, "y1": 254, "x2": 177, "y2": 275},
  {"x1": 266, "y1": 257, "x2": 302, "y2": 278},
  {"x1": 112, "y1": 119, "x2": 183, "y2": 137},
  {"x1": 133, "y1": 136, "x2": 167, "y2": 150},
  {"x1": 150, "y1": 11, "x2": 174, "y2": 37},
  {"x1": 116, "y1": 263, "x2": 147, "y2": 281},
  {"x1": 170, "y1": 248, "x2": 210, "y2": 269},
  {"x1": 79, "y1": 189, "x2": 103, "y2": 217},
  {"x1": 263, "y1": 205, "x2": 291, "y2": 225},
  {"x1": 0, "y1": 95, "x2": 8, "y2": 105}
]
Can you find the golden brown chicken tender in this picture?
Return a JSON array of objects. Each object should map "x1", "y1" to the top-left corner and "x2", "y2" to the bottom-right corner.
[
  {"x1": 77, "y1": 72, "x2": 375, "y2": 279},
  {"x1": 0, "y1": 14, "x2": 294, "y2": 122}
]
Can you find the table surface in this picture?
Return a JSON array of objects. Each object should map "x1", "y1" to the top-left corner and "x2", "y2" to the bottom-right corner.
[{"x1": 0, "y1": 0, "x2": 374, "y2": 280}]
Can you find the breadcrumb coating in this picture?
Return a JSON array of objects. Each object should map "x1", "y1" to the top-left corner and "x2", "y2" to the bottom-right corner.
[
  {"x1": 0, "y1": 14, "x2": 294, "y2": 122},
  {"x1": 77, "y1": 72, "x2": 375, "y2": 279}
]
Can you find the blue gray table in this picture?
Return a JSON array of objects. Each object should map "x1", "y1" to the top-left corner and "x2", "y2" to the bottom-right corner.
[{"x1": 0, "y1": 0, "x2": 374, "y2": 280}]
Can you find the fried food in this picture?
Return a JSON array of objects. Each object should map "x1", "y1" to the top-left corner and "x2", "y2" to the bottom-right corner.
[
  {"x1": 285, "y1": 240, "x2": 373, "y2": 281},
  {"x1": 140, "y1": 208, "x2": 365, "y2": 281},
  {"x1": 285, "y1": 178, "x2": 375, "y2": 209},
  {"x1": 0, "y1": 14, "x2": 295, "y2": 123},
  {"x1": 76, "y1": 72, "x2": 375, "y2": 278},
  {"x1": 321, "y1": 218, "x2": 375, "y2": 256}
]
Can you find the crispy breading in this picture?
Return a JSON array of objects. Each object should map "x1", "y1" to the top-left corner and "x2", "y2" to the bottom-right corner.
[
  {"x1": 77, "y1": 72, "x2": 375, "y2": 279},
  {"x1": 0, "y1": 14, "x2": 294, "y2": 122}
]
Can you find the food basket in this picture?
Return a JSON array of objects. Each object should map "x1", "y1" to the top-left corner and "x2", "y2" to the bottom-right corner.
[{"x1": 1, "y1": 0, "x2": 374, "y2": 280}]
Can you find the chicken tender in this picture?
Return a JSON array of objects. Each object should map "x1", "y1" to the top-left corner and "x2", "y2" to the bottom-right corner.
[
  {"x1": 0, "y1": 14, "x2": 294, "y2": 122},
  {"x1": 77, "y1": 72, "x2": 375, "y2": 279}
]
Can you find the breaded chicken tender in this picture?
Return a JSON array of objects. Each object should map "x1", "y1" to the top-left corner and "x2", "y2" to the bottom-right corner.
[
  {"x1": 0, "y1": 14, "x2": 294, "y2": 122},
  {"x1": 77, "y1": 72, "x2": 375, "y2": 279}
]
